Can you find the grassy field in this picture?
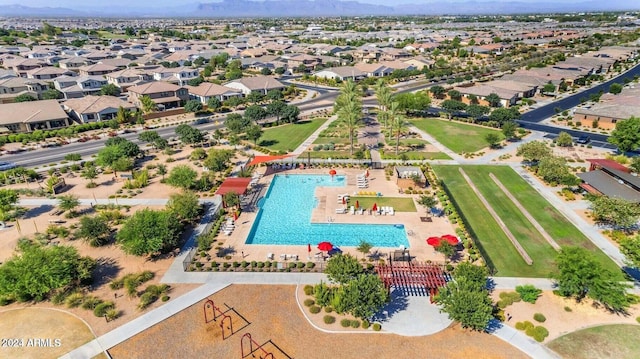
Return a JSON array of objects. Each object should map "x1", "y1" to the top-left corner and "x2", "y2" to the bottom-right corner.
[
  {"x1": 547, "y1": 325, "x2": 640, "y2": 359},
  {"x1": 433, "y1": 165, "x2": 621, "y2": 278},
  {"x1": 258, "y1": 118, "x2": 327, "y2": 152},
  {"x1": 410, "y1": 118, "x2": 503, "y2": 154},
  {"x1": 97, "y1": 30, "x2": 129, "y2": 39},
  {"x1": 349, "y1": 196, "x2": 417, "y2": 212},
  {"x1": 381, "y1": 151, "x2": 452, "y2": 160}
]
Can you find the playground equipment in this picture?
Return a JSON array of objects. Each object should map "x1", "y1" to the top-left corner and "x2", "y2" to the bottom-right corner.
[
  {"x1": 240, "y1": 333, "x2": 274, "y2": 359},
  {"x1": 203, "y1": 299, "x2": 233, "y2": 340}
]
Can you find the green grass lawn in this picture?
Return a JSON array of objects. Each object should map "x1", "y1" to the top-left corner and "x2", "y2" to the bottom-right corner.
[
  {"x1": 349, "y1": 196, "x2": 416, "y2": 212},
  {"x1": 433, "y1": 165, "x2": 622, "y2": 278},
  {"x1": 258, "y1": 118, "x2": 327, "y2": 152},
  {"x1": 312, "y1": 137, "x2": 350, "y2": 145},
  {"x1": 381, "y1": 151, "x2": 452, "y2": 160},
  {"x1": 301, "y1": 150, "x2": 352, "y2": 159},
  {"x1": 97, "y1": 31, "x2": 129, "y2": 39},
  {"x1": 547, "y1": 325, "x2": 640, "y2": 359},
  {"x1": 410, "y1": 118, "x2": 503, "y2": 154}
]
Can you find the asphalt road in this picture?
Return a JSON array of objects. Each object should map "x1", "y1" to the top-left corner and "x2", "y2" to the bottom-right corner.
[{"x1": 5, "y1": 64, "x2": 639, "y2": 167}]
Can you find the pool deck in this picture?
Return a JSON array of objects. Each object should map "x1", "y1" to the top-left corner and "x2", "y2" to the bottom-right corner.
[{"x1": 218, "y1": 168, "x2": 458, "y2": 264}]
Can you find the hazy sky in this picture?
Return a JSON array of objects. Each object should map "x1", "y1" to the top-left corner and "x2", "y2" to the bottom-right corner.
[{"x1": 0, "y1": 0, "x2": 588, "y2": 6}]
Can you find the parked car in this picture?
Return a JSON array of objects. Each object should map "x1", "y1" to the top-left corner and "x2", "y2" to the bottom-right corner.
[{"x1": 576, "y1": 135, "x2": 590, "y2": 144}]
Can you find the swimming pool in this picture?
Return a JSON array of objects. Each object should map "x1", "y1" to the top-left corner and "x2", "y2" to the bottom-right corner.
[{"x1": 245, "y1": 174, "x2": 409, "y2": 248}]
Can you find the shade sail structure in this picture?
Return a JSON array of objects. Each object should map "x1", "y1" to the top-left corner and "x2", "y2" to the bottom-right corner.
[
  {"x1": 317, "y1": 241, "x2": 333, "y2": 252},
  {"x1": 247, "y1": 155, "x2": 291, "y2": 166},
  {"x1": 426, "y1": 236, "x2": 441, "y2": 246},
  {"x1": 214, "y1": 177, "x2": 252, "y2": 196}
]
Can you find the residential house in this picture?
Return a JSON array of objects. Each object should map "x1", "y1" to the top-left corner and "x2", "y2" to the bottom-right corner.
[
  {"x1": 186, "y1": 83, "x2": 242, "y2": 104},
  {"x1": 9, "y1": 58, "x2": 46, "y2": 77},
  {"x1": 105, "y1": 68, "x2": 154, "y2": 92},
  {"x1": 64, "y1": 95, "x2": 137, "y2": 123},
  {"x1": 78, "y1": 63, "x2": 118, "y2": 76},
  {"x1": 98, "y1": 58, "x2": 132, "y2": 70},
  {"x1": 403, "y1": 56, "x2": 434, "y2": 70},
  {"x1": 127, "y1": 82, "x2": 188, "y2": 110},
  {"x1": 26, "y1": 67, "x2": 75, "y2": 80},
  {"x1": 354, "y1": 62, "x2": 393, "y2": 78},
  {"x1": 572, "y1": 87, "x2": 640, "y2": 130},
  {"x1": 0, "y1": 77, "x2": 48, "y2": 103},
  {"x1": 0, "y1": 99, "x2": 69, "y2": 133},
  {"x1": 54, "y1": 75, "x2": 108, "y2": 99},
  {"x1": 453, "y1": 83, "x2": 520, "y2": 108},
  {"x1": 152, "y1": 67, "x2": 200, "y2": 86},
  {"x1": 59, "y1": 56, "x2": 93, "y2": 72},
  {"x1": 224, "y1": 76, "x2": 285, "y2": 96},
  {"x1": 313, "y1": 66, "x2": 366, "y2": 81}
]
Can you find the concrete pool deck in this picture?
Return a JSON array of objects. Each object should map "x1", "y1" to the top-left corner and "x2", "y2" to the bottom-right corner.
[{"x1": 218, "y1": 167, "x2": 457, "y2": 265}]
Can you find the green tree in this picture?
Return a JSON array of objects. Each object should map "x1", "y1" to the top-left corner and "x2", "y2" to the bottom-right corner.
[
  {"x1": 418, "y1": 194, "x2": 437, "y2": 214},
  {"x1": 104, "y1": 137, "x2": 140, "y2": 158},
  {"x1": 115, "y1": 106, "x2": 132, "y2": 124},
  {"x1": 556, "y1": 131, "x2": 573, "y2": 147},
  {"x1": 76, "y1": 215, "x2": 111, "y2": 247},
  {"x1": 620, "y1": 235, "x2": 640, "y2": 268},
  {"x1": 441, "y1": 99, "x2": 467, "y2": 119},
  {"x1": 116, "y1": 209, "x2": 183, "y2": 256},
  {"x1": 393, "y1": 91, "x2": 431, "y2": 114},
  {"x1": 631, "y1": 156, "x2": 640, "y2": 174},
  {"x1": 266, "y1": 101, "x2": 287, "y2": 124},
  {"x1": 485, "y1": 133, "x2": 502, "y2": 148},
  {"x1": 166, "y1": 191, "x2": 201, "y2": 223},
  {"x1": 244, "y1": 105, "x2": 267, "y2": 122},
  {"x1": 356, "y1": 240, "x2": 373, "y2": 257},
  {"x1": 204, "y1": 149, "x2": 233, "y2": 172},
  {"x1": 207, "y1": 97, "x2": 222, "y2": 111},
  {"x1": 166, "y1": 165, "x2": 198, "y2": 190},
  {"x1": 225, "y1": 113, "x2": 251, "y2": 134},
  {"x1": 245, "y1": 124, "x2": 263, "y2": 145},
  {"x1": 448, "y1": 89, "x2": 462, "y2": 101},
  {"x1": 14, "y1": 93, "x2": 37, "y2": 102},
  {"x1": 64, "y1": 153, "x2": 82, "y2": 161},
  {"x1": 0, "y1": 242, "x2": 95, "y2": 302},
  {"x1": 465, "y1": 104, "x2": 490, "y2": 120},
  {"x1": 337, "y1": 274, "x2": 388, "y2": 319},
  {"x1": 554, "y1": 247, "x2": 631, "y2": 312},
  {"x1": 184, "y1": 99, "x2": 203, "y2": 113},
  {"x1": 57, "y1": 194, "x2": 79, "y2": 214},
  {"x1": 609, "y1": 83, "x2": 623, "y2": 95},
  {"x1": 0, "y1": 189, "x2": 19, "y2": 220},
  {"x1": 589, "y1": 195, "x2": 640, "y2": 231},
  {"x1": 156, "y1": 164, "x2": 167, "y2": 180},
  {"x1": 42, "y1": 89, "x2": 62, "y2": 100},
  {"x1": 537, "y1": 156, "x2": 579, "y2": 186},
  {"x1": 100, "y1": 83, "x2": 121, "y2": 96},
  {"x1": 223, "y1": 191, "x2": 241, "y2": 209},
  {"x1": 140, "y1": 95, "x2": 156, "y2": 114},
  {"x1": 429, "y1": 85, "x2": 446, "y2": 99},
  {"x1": 489, "y1": 107, "x2": 520, "y2": 125},
  {"x1": 542, "y1": 82, "x2": 556, "y2": 94},
  {"x1": 608, "y1": 117, "x2": 640, "y2": 152},
  {"x1": 138, "y1": 130, "x2": 161, "y2": 147},
  {"x1": 280, "y1": 105, "x2": 300, "y2": 123},
  {"x1": 81, "y1": 165, "x2": 99, "y2": 187},
  {"x1": 175, "y1": 124, "x2": 203, "y2": 145},
  {"x1": 325, "y1": 254, "x2": 365, "y2": 284},
  {"x1": 516, "y1": 141, "x2": 552, "y2": 163},
  {"x1": 335, "y1": 80, "x2": 363, "y2": 156},
  {"x1": 435, "y1": 241, "x2": 456, "y2": 262},
  {"x1": 501, "y1": 121, "x2": 518, "y2": 140},
  {"x1": 485, "y1": 93, "x2": 501, "y2": 107},
  {"x1": 266, "y1": 89, "x2": 283, "y2": 102}
]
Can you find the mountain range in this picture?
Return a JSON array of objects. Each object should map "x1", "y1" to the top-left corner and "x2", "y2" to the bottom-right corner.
[{"x1": 0, "y1": 0, "x2": 637, "y2": 18}]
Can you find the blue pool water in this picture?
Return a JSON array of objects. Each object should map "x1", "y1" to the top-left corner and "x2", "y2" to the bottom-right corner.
[{"x1": 245, "y1": 174, "x2": 409, "y2": 248}]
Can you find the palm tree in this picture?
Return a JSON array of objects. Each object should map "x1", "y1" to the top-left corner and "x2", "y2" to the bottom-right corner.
[
  {"x1": 375, "y1": 80, "x2": 392, "y2": 129},
  {"x1": 334, "y1": 80, "x2": 363, "y2": 156},
  {"x1": 388, "y1": 102, "x2": 407, "y2": 155}
]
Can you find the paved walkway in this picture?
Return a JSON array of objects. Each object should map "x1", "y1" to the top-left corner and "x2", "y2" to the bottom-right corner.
[
  {"x1": 409, "y1": 123, "x2": 464, "y2": 162},
  {"x1": 291, "y1": 115, "x2": 338, "y2": 157},
  {"x1": 491, "y1": 319, "x2": 561, "y2": 359}
]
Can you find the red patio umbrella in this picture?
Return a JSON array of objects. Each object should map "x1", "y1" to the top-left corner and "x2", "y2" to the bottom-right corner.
[
  {"x1": 365, "y1": 169, "x2": 369, "y2": 178},
  {"x1": 441, "y1": 234, "x2": 460, "y2": 245},
  {"x1": 372, "y1": 203, "x2": 377, "y2": 211},
  {"x1": 233, "y1": 211, "x2": 238, "y2": 221},
  {"x1": 355, "y1": 200, "x2": 359, "y2": 209},
  {"x1": 342, "y1": 197, "x2": 347, "y2": 205},
  {"x1": 329, "y1": 169, "x2": 337, "y2": 176},
  {"x1": 318, "y1": 241, "x2": 333, "y2": 252},
  {"x1": 426, "y1": 236, "x2": 442, "y2": 246},
  {"x1": 307, "y1": 243, "x2": 311, "y2": 254}
]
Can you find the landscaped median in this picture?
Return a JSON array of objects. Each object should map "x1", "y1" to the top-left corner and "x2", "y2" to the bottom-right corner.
[{"x1": 432, "y1": 165, "x2": 622, "y2": 278}]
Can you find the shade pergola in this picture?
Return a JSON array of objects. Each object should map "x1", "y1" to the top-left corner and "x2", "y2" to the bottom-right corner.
[
  {"x1": 376, "y1": 262, "x2": 448, "y2": 302},
  {"x1": 214, "y1": 177, "x2": 252, "y2": 196},
  {"x1": 247, "y1": 155, "x2": 291, "y2": 167}
]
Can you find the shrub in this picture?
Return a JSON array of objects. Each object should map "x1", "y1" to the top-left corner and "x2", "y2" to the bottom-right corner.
[
  {"x1": 515, "y1": 322, "x2": 525, "y2": 330},
  {"x1": 564, "y1": 306, "x2": 573, "y2": 312},
  {"x1": 323, "y1": 315, "x2": 336, "y2": 324},
  {"x1": 81, "y1": 296, "x2": 103, "y2": 310},
  {"x1": 304, "y1": 299, "x2": 315, "y2": 307},
  {"x1": 306, "y1": 262, "x2": 315, "y2": 269},
  {"x1": 303, "y1": 285, "x2": 314, "y2": 296},
  {"x1": 94, "y1": 301, "x2": 115, "y2": 317},
  {"x1": 161, "y1": 295, "x2": 170, "y2": 302},
  {"x1": 533, "y1": 313, "x2": 546, "y2": 323},
  {"x1": 498, "y1": 291, "x2": 521, "y2": 308},
  {"x1": 362, "y1": 320, "x2": 370, "y2": 329},
  {"x1": 105, "y1": 309, "x2": 120, "y2": 321},
  {"x1": 340, "y1": 318, "x2": 351, "y2": 327},
  {"x1": 309, "y1": 305, "x2": 321, "y2": 314},
  {"x1": 0, "y1": 296, "x2": 14, "y2": 306},
  {"x1": 372, "y1": 323, "x2": 381, "y2": 331},
  {"x1": 636, "y1": 316, "x2": 640, "y2": 324},
  {"x1": 351, "y1": 320, "x2": 360, "y2": 328},
  {"x1": 529, "y1": 326, "x2": 549, "y2": 342},
  {"x1": 138, "y1": 292, "x2": 158, "y2": 310},
  {"x1": 516, "y1": 285, "x2": 542, "y2": 303},
  {"x1": 324, "y1": 306, "x2": 333, "y2": 313},
  {"x1": 65, "y1": 293, "x2": 85, "y2": 308}
]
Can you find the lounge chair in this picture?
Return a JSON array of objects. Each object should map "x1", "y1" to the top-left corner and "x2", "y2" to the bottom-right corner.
[
  {"x1": 280, "y1": 254, "x2": 287, "y2": 260},
  {"x1": 266, "y1": 253, "x2": 274, "y2": 260},
  {"x1": 350, "y1": 206, "x2": 355, "y2": 215},
  {"x1": 289, "y1": 254, "x2": 298, "y2": 261},
  {"x1": 388, "y1": 207, "x2": 395, "y2": 215},
  {"x1": 335, "y1": 208, "x2": 347, "y2": 214}
]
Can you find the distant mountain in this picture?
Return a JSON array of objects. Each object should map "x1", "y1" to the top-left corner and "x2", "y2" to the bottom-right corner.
[{"x1": 0, "y1": 0, "x2": 638, "y2": 18}]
